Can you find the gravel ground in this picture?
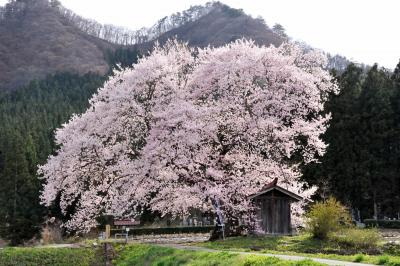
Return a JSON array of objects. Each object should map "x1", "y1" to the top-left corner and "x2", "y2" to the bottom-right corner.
[
  {"x1": 113, "y1": 233, "x2": 210, "y2": 244},
  {"x1": 380, "y1": 229, "x2": 400, "y2": 243}
]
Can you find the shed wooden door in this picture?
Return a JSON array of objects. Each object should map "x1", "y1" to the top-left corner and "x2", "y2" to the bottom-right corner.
[{"x1": 258, "y1": 198, "x2": 291, "y2": 234}]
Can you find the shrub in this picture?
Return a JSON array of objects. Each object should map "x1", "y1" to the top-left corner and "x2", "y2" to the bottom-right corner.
[
  {"x1": 243, "y1": 255, "x2": 282, "y2": 266},
  {"x1": 378, "y1": 255, "x2": 390, "y2": 265},
  {"x1": 353, "y1": 254, "x2": 365, "y2": 262},
  {"x1": 383, "y1": 242, "x2": 400, "y2": 256},
  {"x1": 305, "y1": 197, "x2": 351, "y2": 239},
  {"x1": 331, "y1": 228, "x2": 381, "y2": 251},
  {"x1": 386, "y1": 258, "x2": 400, "y2": 266}
]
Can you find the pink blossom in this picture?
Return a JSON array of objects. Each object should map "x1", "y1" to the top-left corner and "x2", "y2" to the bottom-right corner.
[{"x1": 38, "y1": 39, "x2": 337, "y2": 232}]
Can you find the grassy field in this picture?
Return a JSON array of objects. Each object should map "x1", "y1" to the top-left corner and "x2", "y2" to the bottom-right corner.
[
  {"x1": 113, "y1": 244, "x2": 327, "y2": 266},
  {"x1": 0, "y1": 247, "x2": 102, "y2": 266},
  {"x1": 2, "y1": 235, "x2": 400, "y2": 265},
  {"x1": 195, "y1": 234, "x2": 400, "y2": 265},
  {"x1": 0, "y1": 243, "x2": 326, "y2": 266}
]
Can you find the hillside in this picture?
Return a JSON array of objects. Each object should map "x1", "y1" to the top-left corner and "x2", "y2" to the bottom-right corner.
[
  {"x1": 0, "y1": 0, "x2": 113, "y2": 90},
  {"x1": 0, "y1": 1, "x2": 287, "y2": 90},
  {"x1": 148, "y1": 2, "x2": 284, "y2": 48},
  {"x1": 0, "y1": 0, "x2": 350, "y2": 91}
]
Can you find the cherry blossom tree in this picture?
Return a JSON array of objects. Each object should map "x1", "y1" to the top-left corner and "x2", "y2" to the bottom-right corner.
[{"x1": 38, "y1": 39, "x2": 337, "y2": 232}]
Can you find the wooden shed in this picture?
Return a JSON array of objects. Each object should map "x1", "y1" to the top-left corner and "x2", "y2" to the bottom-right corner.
[{"x1": 249, "y1": 178, "x2": 302, "y2": 235}]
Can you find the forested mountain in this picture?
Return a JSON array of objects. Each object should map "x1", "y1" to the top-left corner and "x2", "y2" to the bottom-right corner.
[
  {"x1": 0, "y1": 40, "x2": 140, "y2": 243},
  {"x1": 0, "y1": 0, "x2": 288, "y2": 91},
  {"x1": 50, "y1": 1, "x2": 283, "y2": 48},
  {"x1": 0, "y1": 0, "x2": 351, "y2": 90},
  {"x1": 56, "y1": 1, "x2": 218, "y2": 45},
  {"x1": 0, "y1": 73, "x2": 107, "y2": 244},
  {"x1": 150, "y1": 3, "x2": 283, "y2": 48}
]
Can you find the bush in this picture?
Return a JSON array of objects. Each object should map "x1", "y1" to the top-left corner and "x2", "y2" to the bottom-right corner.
[
  {"x1": 331, "y1": 228, "x2": 381, "y2": 251},
  {"x1": 305, "y1": 197, "x2": 351, "y2": 239},
  {"x1": 243, "y1": 255, "x2": 282, "y2": 266},
  {"x1": 386, "y1": 258, "x2": 400, "y2": 266},
  {"x1": 353, "y1": 254, "x2": 365, "y2": 262},
  {"x1": 378, "y1": 255, "x2": 390, "y2": 265},
  {"x1": 383, "y1": 242, "x2": 400, "y2": 256}
]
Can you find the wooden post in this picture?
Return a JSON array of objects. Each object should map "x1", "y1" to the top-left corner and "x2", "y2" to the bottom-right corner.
[{"x1": 105, "y1": 224, "x2": 110, "y2": 239}]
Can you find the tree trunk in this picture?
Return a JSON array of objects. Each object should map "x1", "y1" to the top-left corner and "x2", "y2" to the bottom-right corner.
[
  {"x1": 373, "y1": 189, "x2": 378, "y2": 220},
  {"x1": 209, "y1": 197, "x2": 225, "y2": 240}
]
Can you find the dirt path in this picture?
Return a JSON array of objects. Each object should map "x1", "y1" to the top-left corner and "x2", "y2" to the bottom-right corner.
[{"x1": 158, "y1": 244, "x2": 375, "y2": 266}]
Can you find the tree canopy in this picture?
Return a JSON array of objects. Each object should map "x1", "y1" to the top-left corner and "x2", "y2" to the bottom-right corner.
[{"x1": 39, "y1": 40, "x2": 337, "y2": 231}]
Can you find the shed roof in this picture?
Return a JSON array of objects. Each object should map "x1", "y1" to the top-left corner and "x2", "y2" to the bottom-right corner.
[{"x1": 249, "y1": 178, "x2": 303, "y2": 202}]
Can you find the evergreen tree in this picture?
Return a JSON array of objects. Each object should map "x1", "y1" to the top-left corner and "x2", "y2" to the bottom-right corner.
[
  {"x1": 389, "y1": 60, "x2": 400, "y2": 217},
  {"x1": 0, "y1": 73, "x2": 106, "y2": 244},
  {"x1": 106, "y1": 47, "x2": 141, "y2": 70},
  {"x1": 0, "y1": 130, "x2": 42, "y2": 245},
  {"x1": 303, "y1": 64, "x2": 365, "y2": 205},
  {"x1": 0, "y1": 47, "x2": 140, "y2": 244},
  {"x1": 323, "y1": 64, "x2": 366, "y2": 208},
  {"x1": 358, "y1": 64, "x2": 396, "y2": 219},
  {"x1": 303, "y1": 63, "x2": 399, "y2": 219}
]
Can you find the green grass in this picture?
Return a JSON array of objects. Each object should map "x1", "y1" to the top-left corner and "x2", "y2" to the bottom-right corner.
[
  {"x1": 194, "y1": 234, "x2": 400, "y2": 265},
  {"x1": 113, "y1": 244, "x2": 327, "y2": 266},
  {"x1": 196, "y1": 234, "x2": 343, "y2": 254},
  {"x1": 0, "y1": 247, "x2": 102, "y2": 266}
]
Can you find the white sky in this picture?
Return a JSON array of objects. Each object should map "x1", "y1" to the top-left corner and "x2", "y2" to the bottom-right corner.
[{"x1": 1, "y1": 0, "x2": 399, "y2": 69}]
